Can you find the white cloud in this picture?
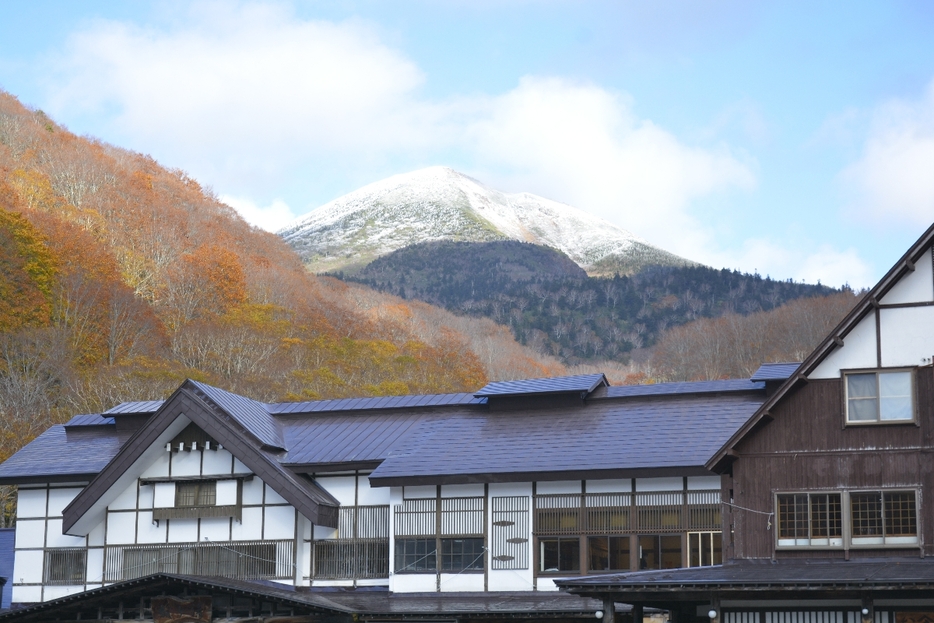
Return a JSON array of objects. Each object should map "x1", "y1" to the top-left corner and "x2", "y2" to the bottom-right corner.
[
  {"x1": 702, "y1": 238, "x2": 873, "y2": 289},
  {"x1": 42, "y1": 1, "x2": 767, "y2": 272},
  {"x1": 841, "y1": 80, "x2": 934, "y2": 226},
  {"x1": 219, "y1": 194, "x2": 296, "y2": 231}
]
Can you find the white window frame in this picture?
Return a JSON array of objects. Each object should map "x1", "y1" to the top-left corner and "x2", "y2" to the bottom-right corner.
[
  {"x1": 775, "y1": 489, "x2": 919, "y2": 550},
  {"x1": 842, "y1": 368, "x2": 916, "y2": 425}
]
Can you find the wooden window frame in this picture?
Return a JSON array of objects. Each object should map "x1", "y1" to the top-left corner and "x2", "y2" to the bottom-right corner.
[
  {"x1": 774, "y1": 491, "x2": 844, "y2": 549},
  {"x1": 842, "y1": 367, "x2": 917, "y2": 426}
]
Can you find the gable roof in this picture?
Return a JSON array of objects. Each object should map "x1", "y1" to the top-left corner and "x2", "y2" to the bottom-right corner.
[
  {"x1": 62, "y1": 381, "x2": 337, "y2": 535},
  {"x1": 749, "y1": 362, "x2": 800, "y2": 382},
  {"x1": 707, "y1": 222, "x2": 934, "y2": 472},
  {"x1": 189, "y1": 380, "x2": 285, "y2": 450},
  {"x1": 475, "y1": 373, "x2": 608, "y2": 397}
]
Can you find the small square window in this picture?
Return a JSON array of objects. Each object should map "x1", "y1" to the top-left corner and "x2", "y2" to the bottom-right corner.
[
  {"x1": 845, "y1": 370, "x2": 914, "y2": 423},
  {"x1": 176, "y1": 481, "x2": 216, "y2": 507}
]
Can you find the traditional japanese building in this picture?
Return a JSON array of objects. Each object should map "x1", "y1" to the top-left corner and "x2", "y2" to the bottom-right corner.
[{"x1": 559, "y1": 224, "x2": 934, "y2": 623}]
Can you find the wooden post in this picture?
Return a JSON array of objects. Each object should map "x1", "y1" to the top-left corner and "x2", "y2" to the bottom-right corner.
[
  {"x1": 602, "y1": 597, "x2": 616, "y2": 623},
  {"x1": 632, "y1": 603, "x2": 644, "y2": 623}
]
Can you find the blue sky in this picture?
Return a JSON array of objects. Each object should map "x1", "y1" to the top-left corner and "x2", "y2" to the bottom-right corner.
[{"x1": 2, "y1": 1, "x2": 933, "y2": 287}]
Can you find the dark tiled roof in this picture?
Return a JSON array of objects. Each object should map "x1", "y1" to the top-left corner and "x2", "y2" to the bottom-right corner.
[
  {"x1": 190, "y1": 380, "x2": 285, "y2": 450},
  {"x1": 321, "y1": 590, "x2": 609, "y2": 615},
  {"x1": 369, "y1": 393, "x2": 764, "y2": 485},
  {"x1": 606, "y1": 379, "x2": 763, "y2": 398},
  {"x1": 103, "y1": 400, "x2": 164, "y2": 415},
  {"x1": 268, "y1": 392, "x2": 485, "y2": 414},
  {"x1": 750, "y1": 362, "x2": 801, "y2": 381},
  {"x1": 558, "y1": 559, "x2": 934, "y2": 590},
  {"x1": 475, "y1": 373, "x2": 608, "y2": 397},
  {"x1": 64, "y1": 414, "x2": 115, "y2": 427},
  {"x1": 0, "y1": 426, "x2": 125, "y2": 484}
]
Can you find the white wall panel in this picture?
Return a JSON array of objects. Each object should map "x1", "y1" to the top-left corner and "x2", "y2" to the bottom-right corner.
[
  {"x1": 439, "y1": 573, "x2": 484, "y2": 592},
  {"x1": 241, "y1": 477, "x2": 265, "y2": 505},
  {"x1": 47, "y1": 488, "x2": 82, "y2": 517},
  {"x1": 536, "y1": 577, "x2": 560, "y2": 591},
  {"x1": 137, "y1": 484, "x2": 153, "y2": 509},
  {"x1": 12, "y1": 586, "x2": 41, "y2": 604},
  {"x1": 537, "y1": 481, "x2": 581, "y2": 494},
  {"x1": 688, "y1": 476, "x2": 721, "y2": 490},
  {"x1": 811, "y1": 313, "x2": 878, "y2": 379},
  {"x1": 357, "y1": 481, "x2": 390, "y2": 505},
  {"x1": 44, "y1": 585, "x2": 85, "y2": 600},
  {"x1": 12, "y1": 550, "x2": 43, "y2": 584},
  {"x1": 105, "y1": 512, "x2": 136, "y2": 545},
  {"x1": 391, "y1": 573, "x2": 437, "y2": 592},
  {"x1": 153, "y1": 483, "x2": 175, "y2": 508},
  {"x1": 316, "y1": 476, "x2": 356, "y2": 505},
  {"x1": 16, "y1": 489, "x2": 47, "y2": 519},
  {"x1": 586, "y1": 479, "x2": 632, "y2": 493},
  {"x1": 263, "y1": 506, "x2": 295, "y2": 540},
  {"x1": 880, "y1": 247, "x2": 934, "y2": 304},
  {"x1": 880, "y1": 306, "x2": 934, "y2": 367},
  {"x1": 489, "y1": 482, "x2": 532, "y2": 497},
  {"x1": 45, "y1": 519, "x2": 85, "y2": 548},
  {"x1": 441, "y1": 484, "x2": 484, "y2": 498},
  {"x1": 216, "y1": 480, "x2": 238, "y2": 506},
  {"x1": 313, "y1": 525, "x2": 338, "y2": 540},
  {"x1": 14, "y1": 520, "x2": 45, "y2": 549},
  {"x1": 231, "y1": 508, "x2": 263, "y2": 541},
  {"x1": 402, "y1": 485, "x2": 436, "y2": 499},
  {"x1": 86, "y1": 548, "x2": 104, "y2": 584},
  {"x1": 167, "y1": 518, "x2": 198, "y2": 543},
  {"x1": 202, "y1": 449, "x2": 233, "y2": 475},
  {"x1": 171, "y1": 451, "x2": 202, "y2": 476},
  {"x1": 636, "y1": 477, "x2": 683, "y2": 492},
  {"x1": 488, "y1": 569, "x2": 534, "y2": 591},
  {"x1": 108, "y1": 482, "x2": 138, "y2": 511},
  {"x1": 200, "y1": 517, "x2": 231, "y2": 541},
  {"x1": 141, "y1": 453, "x2": 170, "y2": 478},
  {"x1": 88, "y1": 522, "x2": 105, "y2": 547},
  {"x1": 136, "y1": 511, "x2": 167, "y2": 544},
  {"x1": 233, "y1": 458, "x2": 249, "y2": 473},
  {"x1": 264, "y1": 485, "x2": 287, "y2": 505}
]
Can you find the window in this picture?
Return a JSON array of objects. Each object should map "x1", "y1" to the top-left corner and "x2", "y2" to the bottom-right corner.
[
  {"x1": 688, "y1": 532, "x2": 721, "y2": 567},
  {"x1": 845, "y1": 370, "x2": 914, "y2": 423},
  {"x1": 776, "y1": 491, "x2": 917, "y2": 548},
  {"x1": 44, "y1": 549, "x2": 87, "y2": 585},
  {"x1": 394, "y1": 538, "x2": 437, "y2": 572},
  {"x1": 776, "y1": 493, "x2": 843, "y2": 547},
  {"x1": 638, "y1": 535, "x2": 681, "y2": 569},
  {"x1": 539, "y1": 537, "x2": 580, "y2": 573},
  {"x1": 176, "y1": 480, "x2": 216, "y2": 507},
  {"x1": 850, "y1": 491, "x2": 917, "y2": 546},
  {"x1": 589, "y1": 536, "x2": 630, "y2": 571},
  {"x1": 441, "y1": 538, "x2": 485, "y2": 571}
]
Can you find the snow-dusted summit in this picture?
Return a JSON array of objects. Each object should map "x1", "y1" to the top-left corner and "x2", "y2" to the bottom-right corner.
[{"x1": 279, "y1": 167, "x2": 695, "y2": 276}]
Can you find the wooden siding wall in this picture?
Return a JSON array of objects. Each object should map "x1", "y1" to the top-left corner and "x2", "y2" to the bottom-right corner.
[{"x1": 730, "y1": 369, "x2": 934, "y2": 560}]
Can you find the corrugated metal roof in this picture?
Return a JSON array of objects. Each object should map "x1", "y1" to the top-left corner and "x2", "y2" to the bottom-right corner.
[
  {"x1": 103, "y1": 400, "x2": 164, "y2": 415},
  {"x1": 190, "y1": 381, "x2": 286, "y2": 450},
  {"x1": 369, "y1": 392, "x2": 764, "y2": 484},
  {"x1": 64, "y1": 413, "x2": 115, "y2": 427},
  {"x1": 606, "y1": 379, "x2": 764, "y2": 398},
  {"x1": 475, "y1": 373, "x2": 608, "y2": 397},
  {"x1": 267, "y1": 392, "x2": 485, "y2": 414},
  {"x1": 750, "y1": 362, "x2": 801, "y2": 381},
  {"x1": 0, "y1": 425, "x2": 124, "y2": 483}
]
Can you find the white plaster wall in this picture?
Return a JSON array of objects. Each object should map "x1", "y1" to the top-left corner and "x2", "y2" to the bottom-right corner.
[
  {"x1": 86, "y1": 548, "x2": 104, "y2": 585},
  {"x1": 47, "y1": 488, "x2": 81, "y2": 516},
  {"x1": 232, "y1": 507, "x2": 263, "y2": 541},
  {"x1": 202, "y1": 448, "x2": 233, "y2": 474},
  {"x1": 263, "y1": 506, "x2": 295, "y2": 540},
  {"x1": 17, "y1": 489, "x2": 46, "y2": 518},
  {"x1": 313, "y1": 525, "x2": 338, "y2": 540},
  {"x1": 138, "y1": 484, "x2": 153, "y2": 509},
  {"x1": 391, "y1": 573, "x2": 437, "y2": 592},
  {"x1": 489, "y1": 483, "x2": 532, "y2": 497},
  {"x1": 167, "y1": 519, "x2": 198, "y2": 543},
  {"x1": 536, "y1": 577, "x2": 560, "y2": 591},
  {"x1": 488, "y1": 569, "x2": 535, "y2": 591},
  {"x1": 880, "y1": 247, "x2": 933, "y2": 305},
  {"x1": 265, "y1": 484, "x2": 288, "y2": 505},
  {"x1": 45, "y1": 520, "x2": 85, "y2": 548},
  {"x1": 153, "y1": 482, "x2": 175, "y2": 508},
  {"x1": 688, "y1": 476, "x2": 721, "y2": 490},
  {"x1": 316, "y1": 476, "x2": 356, "y2": 505},
  {"x1": 141, "y1": 452, "x2": 170, "y2": 478},
  {"x1": 88, "y1": 523, "x2": 105, "y2": 547},
  {"x1": 14, "y1": 520, "x2": 45, "y2": 549},
  {"x1": 105, "y1": 513, "x2": 136, "y2": 544},
  {"x1": 586, "y1": 479, "x2": 631, "y2": 493},
  {"x1": 536, "y1": 481, "x2": 581, "y2": 494},
  {"x1": 441, "y1": 483, "x2": 484, "y2": 497},
  {"x1": 12, "y1": 550, "x2": 43, "y2": 584},
  {"x1": 439, "y1": 573, "x2": 484, "y2": 592},
  {"x1": 216, "y1": 480, "x2": 238, "y2": 505},
  {"x1": 812, "y1": 313, "x2": 878, "y2": 379},
  {"x1": 880, "y1": 306, "x2": 934, "y2": 367},
  {"x1": 43, "y1": 586, "x2": 85, "y2": 600},
  {"x1": 12, "y1": 586, "x2": 41, "y2": 604},
  {"x1": 357, "y1": 478, "x2": 390, "y2": 505},
  {"x1": 241, "y1": 477, "x2": 265, "y2": 505},
  {"x1": 136, "y1": 511, "x2": 167, "y2": 543},
  {"x1": 172, "y1": 451, "x2": 201, "y2": 476},
  {"x1": 109, "y1": 482, "x2": 138, "y2": 510},
  {"x1": 200, "y1": 517, "x2": 231, "y2": 541},
  {"x1": 636, "y1": 477, "x2": 683, "y2": 492},
  {"x1": 402, "y1": 485, "x2": 436, "y2": 499}
]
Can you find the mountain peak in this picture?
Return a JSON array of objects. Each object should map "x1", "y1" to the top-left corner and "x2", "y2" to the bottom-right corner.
[{"x1": 279, "y1": 167, "x2": 695, "y2": 276}]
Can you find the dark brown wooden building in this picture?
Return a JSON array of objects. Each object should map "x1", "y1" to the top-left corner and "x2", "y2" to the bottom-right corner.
[{"x1": 560, "y1": 223, "x2": 934, "y2": 623}]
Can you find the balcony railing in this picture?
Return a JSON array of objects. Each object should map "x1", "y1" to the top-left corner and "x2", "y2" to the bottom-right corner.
[
  {"x1": 312, "y1": 540, "x2": 389, "y2": 579},
  {"x1": 104, "y1": 540, "x2": 294, "y2": 582}
]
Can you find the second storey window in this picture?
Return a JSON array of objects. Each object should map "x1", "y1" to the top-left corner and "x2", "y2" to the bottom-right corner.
[
  {"x1": 850, "y1": 491, "x2": 917, "y2": 546},
  {"x1": 845, "y1": 369, "x2": 914, "y2": 423},
  {"x1": 776, "y1": 493, "x2": 842, "y2": 547},
  {"x1": 176, "y1": 480, "x2": 216, "y2": 507}
]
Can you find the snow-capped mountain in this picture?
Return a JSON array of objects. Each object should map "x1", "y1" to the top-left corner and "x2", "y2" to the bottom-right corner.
[{"x1": 279, "y1": 167, "x2": 696, "y2": 276}]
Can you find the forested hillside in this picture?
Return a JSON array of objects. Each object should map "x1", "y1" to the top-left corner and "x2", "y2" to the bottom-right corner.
[
  {"x1": 347, "y1": 240, "x2": 842, "y2": 363},
  {"x1": 0, "y1": 92, "x2": 564, "y2": 468}
]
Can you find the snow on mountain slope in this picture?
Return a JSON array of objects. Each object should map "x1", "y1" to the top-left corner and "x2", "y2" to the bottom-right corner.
[{"x1": 279, "y1": 167, "x2": 696, "y2": 276}]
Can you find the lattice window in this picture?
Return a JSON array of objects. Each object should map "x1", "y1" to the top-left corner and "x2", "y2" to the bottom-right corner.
[
  {"x1": 491, "y1": 496, "x2": 529, "y2": 570},
  {"x1": 44, "y1": 549, "x2": 87, "y2": 585},
  {"x1": 176, "y1": 481, "x2": 216, "y2": 507}
]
